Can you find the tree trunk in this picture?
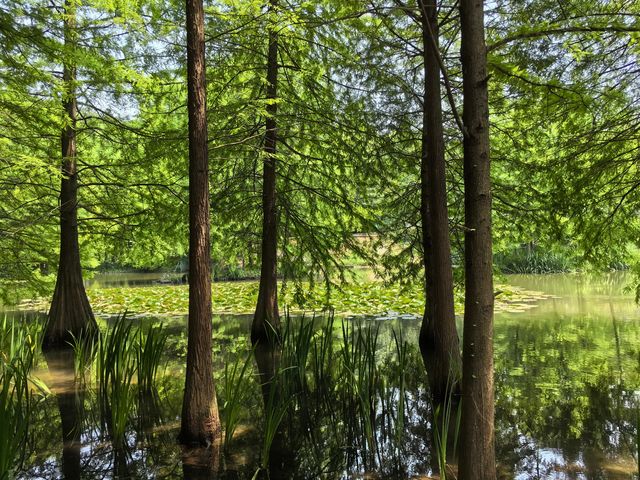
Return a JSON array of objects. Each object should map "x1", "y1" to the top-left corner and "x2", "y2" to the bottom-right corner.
[
  {"x1": 459, "y1": 0, "x2": 496, "y2": 477},
  {"x1": 43, "y1": 0, "x2": 97, "y2": 350},
  {"x1": 179, "y1": 0, "x2": 221, "y2": 446},
  {"x1": 417, "y1": 0, "x2": 462, "y2": 404},
  {"x1": 252, "y1": 0, "x2": 280, "y2": 346}
]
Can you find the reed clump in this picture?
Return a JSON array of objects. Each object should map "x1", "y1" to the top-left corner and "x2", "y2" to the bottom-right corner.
[{"x1": 0, "y1": 316, "x2": 46, "y2": 480}]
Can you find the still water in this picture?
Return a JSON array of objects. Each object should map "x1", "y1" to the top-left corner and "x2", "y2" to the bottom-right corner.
[
  {"x1": 15, "y1": 273, "x2": 640, "y2": 479},
  {"x1": 495, "y1": 274, "x2": 640, "y2": 479}
]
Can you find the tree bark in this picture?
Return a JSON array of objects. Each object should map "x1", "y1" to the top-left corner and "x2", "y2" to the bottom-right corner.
[
  {"x1": 459, "y1": 0, "x2": 496, "y2": 477},
  {"x1": 252, "y1": 0, "x2": 280, "y2": 346},
  {"x1": 43, "y1": 0, "x2": 97, "y2": 350},
  {"x1": 417, "y1": 0, "x2": 462, "y2": 404},
  {"x1": 179, "y1": 0, "x2": 221, "y2": 446}
]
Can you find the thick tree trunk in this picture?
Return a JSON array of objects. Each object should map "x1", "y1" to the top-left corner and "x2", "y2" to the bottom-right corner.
[
  {"x1": 252, "y1": 0, "x2": 280, "y2": 346},
  {"x1": 418, "y1": 0, "x2": 462, "y2": 404},
  {"x1": 179, "y1": 0, "x2": 221, "y2": 446},
  {"x1": 44, "y1": 0, "x2": 97, "y2": 350},
  {"x1": 459, "y1": 0, "x2": 496, "y2": 477}
]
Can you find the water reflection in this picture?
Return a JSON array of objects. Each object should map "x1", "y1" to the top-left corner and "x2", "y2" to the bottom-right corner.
[
  {"x1": 181, "y1": 444, "x2": 221, "y2": 479},
  {"x1": 494, "y1": 273, "x2": 640, "y2": 479},
  {"x1": 15, "y1": 273, "x2": 640, "y2": 479},
  {"x1": 43, "y1": 349, "x2": 83, "y2": 480},
  {"x1": 253, "y1": 343, "x2": 295, "y2": 479}
]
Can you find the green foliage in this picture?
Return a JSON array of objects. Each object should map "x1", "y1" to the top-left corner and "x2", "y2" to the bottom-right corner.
[{"x1": 495, "y1": 246, "x2": 578, "y2": 274}]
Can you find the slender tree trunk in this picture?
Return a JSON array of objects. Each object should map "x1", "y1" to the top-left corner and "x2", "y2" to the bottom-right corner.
[
  {"x1": 44, "y1": 0, "x2": 97, "y2": 350},
  {"x1": 459, "y1": 0, "x2": 496, "y2": 477},
  {"x1": 417, "y1": 0, "x2": 462, "y2": 404},
  {"x1": 252, "y1": 0, "x2": 280, "y2": 345},
  {"x1": 179, "y1": 0, "x2": 221, "y2": 446}
]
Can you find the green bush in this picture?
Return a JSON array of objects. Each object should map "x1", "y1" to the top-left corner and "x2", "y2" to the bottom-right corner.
[{"x1": 495, "y1": 247, "x2": 577, "y2": 274}]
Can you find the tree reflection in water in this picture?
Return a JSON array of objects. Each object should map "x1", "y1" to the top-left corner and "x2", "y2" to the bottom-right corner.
[{"x1": 16, "y1": 274, "x2": 640, "y2": 479}]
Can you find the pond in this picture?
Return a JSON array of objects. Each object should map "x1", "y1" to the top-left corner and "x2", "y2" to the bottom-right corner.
[{"x1": 9, "y1": 273, "x2": 640, "y2": 479}]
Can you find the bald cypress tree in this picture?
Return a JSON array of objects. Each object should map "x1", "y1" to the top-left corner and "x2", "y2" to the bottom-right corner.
[
  {"x1": 252, "y1": 0, "x2": 281, "y2": 346},
  {"x1": 459, "y1": 0, "x2": 496, "y2": 477},
  {"x1": 179, "y1": 0, "x2": 221, "y2": 445},
  {"x1": 43, "y1": 0, "x2": 97, "y2": 350},
  {"x1": 417, "y1": 0, "x2": 462, "y2": 404}
]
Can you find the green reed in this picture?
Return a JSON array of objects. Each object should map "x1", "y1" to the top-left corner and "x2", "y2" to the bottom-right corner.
[
  {"x1": 222, "y1": 347, "x2": 254, "y2": 449},
  {"x1": 96, "y1": 314, "x2": 138, "y2": 445},
  {"x1": 0, "y1": 316, "x2": 44, "y2": 480},
  {"x1": 136, "y1": 323, "x2": 167, "y2": 393},
  {"x1": 339, "y1": 320, "x2": 381, "y2": 454},
  {"x1": 392, "y1": 327, "x2": 409, "y2": 444},
  {"x1": 0, "y1": 316, "x2": 41, "y2": 368},
  {"x1": 69, "y1": 330, "x2": 97, "y2": 386},
  {"x1": 260, "y1": 368, "x2": 292, "y2": 470},
  {"x1": 281, "y1": 312, "x2": 315, "y2": 394},
  {"x1": 432, "y1": 369, "x2": 461, "y2": 480},
  {"x1": 310, "y1": 313, "x2": 335, "y2": 391},
  {"x1": 0, "y1": 358, "x2": 31, "y2": 480}
]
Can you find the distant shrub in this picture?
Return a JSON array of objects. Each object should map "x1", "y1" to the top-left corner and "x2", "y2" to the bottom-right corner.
[
  {"x1": 495, "y1": 247, "x2": 577, "y2": 274},
  {"x1": 213, "y1": 264, "x2": 261, "y2": 281}
]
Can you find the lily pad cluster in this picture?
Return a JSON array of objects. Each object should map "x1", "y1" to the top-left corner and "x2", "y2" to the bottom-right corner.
[{"x1": 19, "y1": 280, "x2": 550, "y2": 317}]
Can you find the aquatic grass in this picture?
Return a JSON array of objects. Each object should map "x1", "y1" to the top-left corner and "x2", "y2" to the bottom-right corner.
[
  {"x1": 136, "y1": 323, "x2": 167, "y2": 393},
  {"x1": 0, "y1": 358, "x2": 31, "y2": 480},
  {"x1": 0, "y1": 316, "x2": 44, "y2": 480},
  {"x1": 69, "y1": 330, "x2": 97, "y2": 385},
  {"x1": 495, "y1": 247, "x2": 577, "y2": 274},
  {"x1": 636, "y1": 402, "x2": 639, "y2": 477},
  {"x1": 0, "y1": 316, "x2": 41, "y2": 369},
  {"x1": 109, "y1": 359, "x2": 137, "y2": 445},
  {"x1": 432, "y1": 369, "x2": 462, "y2": 480},
  {"x1": 96, "y1": 314, "x2": 138, "y2": 446},
  {"x1": 309, "y1": 313, "x2": 335, "y2": 391},
  {"x1": 281, "y1": 312, "x2": 315, "y2": 393},
  {"x1": 97, "y1": 314, "x2": 131, "y2": 397},
  {"x1": 338, "y1": 320, "x2": 381, "y2": 455},
  {"x1": 222, "y1": 347, "x2": 254, "y2": 449},
  {"x1": 260, "y1": 368, "x2": 293, "y2": 470},
  {"x1": 392, "y1": 327, "x2": 409, "y2": 444}
]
